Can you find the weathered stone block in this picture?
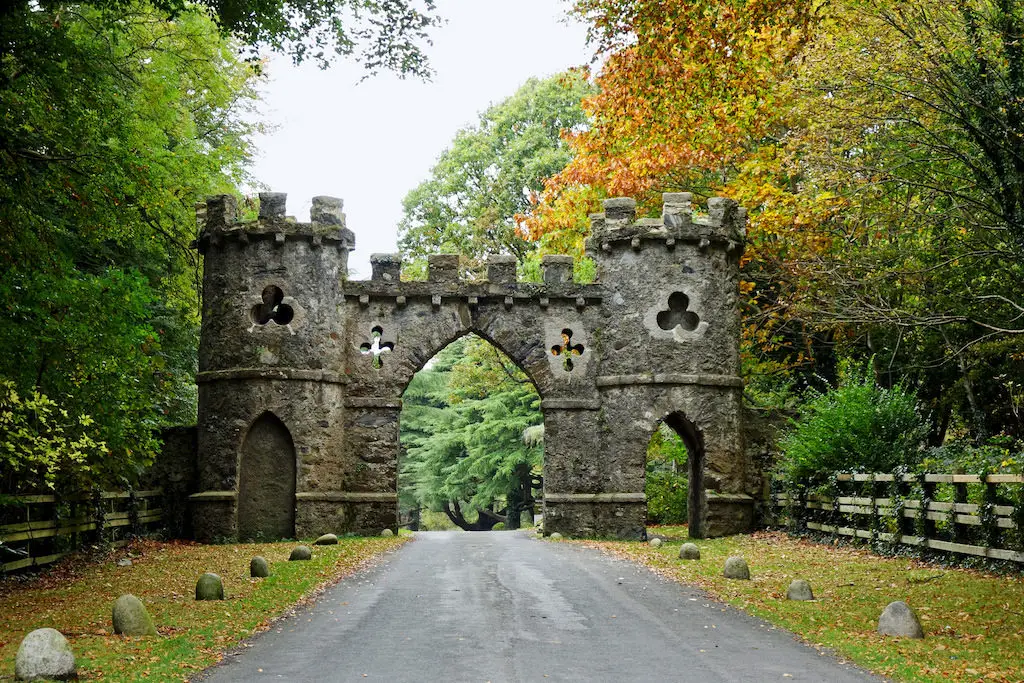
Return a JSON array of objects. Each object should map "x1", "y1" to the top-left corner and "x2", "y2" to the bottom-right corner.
[
  {"x1": 15, "y1": 628, "x2": 76, "y2": 681},
  {"x1": 786, "y1": 579, "x2": 814, "y2": 601},
  {"x1": 878, "y1": 601, "x2": 924, "y2": 638},
  {"x1": 541, "y1": 254, "x2": 573, "y2": 285},
  {"x1": 486, "y1": 254, "x2": 516, "y2": 284},
  {"x1": 195, "y1": 572, "x2": 224, "y2": 600},
  {"x1": 250, "y1": 556, "x2": 270, "y2": 578},
  {"x1": 310, "y1": 196, "x2": 344, "y2": 225},
  {"x1": 427, "y1": 254, "x2": 460, "y2": 283},
  {"x1": 370, "y1": 254, "x2": 402, "y2": 282},
  {"x1": 112, "y1": 594, "x2": 158, "y2": 636},
  {"x1": 723, "y1": 556, "x2": 750, "y2": 580},
  {"x1": 259, "y1": 192, "x2": 287, "y2": 220}
]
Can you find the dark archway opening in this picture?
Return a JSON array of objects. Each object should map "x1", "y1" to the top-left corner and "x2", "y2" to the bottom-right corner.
[
  {"x1": 646, "y1": 411, "x2": 705, "y2": 539},
  {"x1": 398, "y1": 334, "x2": 543, "y2": 531},
  {"x1": 238, "y1": 412, "x2": 296, "y2": 541}
]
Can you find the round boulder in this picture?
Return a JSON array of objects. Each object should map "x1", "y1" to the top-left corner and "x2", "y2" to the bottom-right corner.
[
  {"x1": 679, "y1": 543, "x2": 701, "y2": 560},
  {"x1": 250, "y1": 556, "x2": 270, "y2": 578},
  {"x1": 314, "y1": 533, "x2": 338, "y2": 546},
  {"x1": 195, "y1": 572, "x2": 225, "y2": 601},
  {"x1": 380, "y1": 528, "x2": 394, "y2": 537},
  {"x1": 878, "y1": 601, "x2": 924, "y2": 638},
  {"x1": 15, "y1": 628, "x2": 76, "y2": 681},
  {"x1": 649, "y1": 538, "x2": 663, "y2": 548},
  {"x1": 112, "y1": 594, "x2": 158, "y2": 636},
  {"x1": 723, "y1": 556, "x2": 751, "y2": 580},
  {"x1": 549, "y1": 532, "x2": 563, "y2": 540},
  {"x1": 786, "y1": 579, "x2": 814, "y2": 601},
  {"x1": 289, "y1": 545, "x2": 312, "y2": 561}
]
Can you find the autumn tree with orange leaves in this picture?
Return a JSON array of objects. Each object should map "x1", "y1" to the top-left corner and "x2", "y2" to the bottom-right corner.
[{"x1": 523, "y1": 0, "x2": 1024, "y2": 443}]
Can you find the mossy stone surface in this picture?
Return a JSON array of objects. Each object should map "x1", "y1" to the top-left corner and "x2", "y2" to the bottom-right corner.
[
  {"x1": 314, "y1": 533, "x2": 338, "y2": 545},
  {"x1": 679, "y1": 543, "x2": 701, "y2": 560},
  {"x1": 112, "y1": 594, "x2": 158, "y2": 636},
  {"x1": 723, "y1": 556, "x2": 751, "y2": 580},
  {"x1": 195, "y1": 572, "x2": 225, "y2": 600},
  {"x1": 786, "y1": 579, "x2": 814, "y2": 601},
  {"x1": 250, "y1": 556, "x2": 270, "y2": 578},
  {"x1": 289, "y1": 545, "x2": 312, "y2": 561}
]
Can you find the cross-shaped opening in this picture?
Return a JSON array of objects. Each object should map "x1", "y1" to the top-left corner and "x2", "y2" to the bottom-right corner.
[
  {"x1": 360, "y1": 325, "x2": 394, "y2": 369},
  {"x1": 251, "y1": 285, "x2": 294, "y2": 326},
  {"x1": 551, "y1": 328, "x2": 584, "y2": 372},
  {"x1": 657, "y1": 292, "x2": 700, "y2": 332}
]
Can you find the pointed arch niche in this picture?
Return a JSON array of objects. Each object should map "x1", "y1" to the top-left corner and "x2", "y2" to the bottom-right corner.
[{"x1": 238, "y1": 412, "x2": 297, "y2": 541}]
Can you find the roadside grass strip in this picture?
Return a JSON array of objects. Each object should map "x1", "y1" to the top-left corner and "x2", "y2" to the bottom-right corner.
[
  {"x1": 0, "y1": 536, "x2": 408, "y2": 681},
  {"x1": 584, "y1": 529, "x2": 1024, "y2": 683}
]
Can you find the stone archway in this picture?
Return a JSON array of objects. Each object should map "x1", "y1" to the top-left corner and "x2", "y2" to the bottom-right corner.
[
  {"x1": 659, "y1": 412, "x2": 706, "y2": 538},
  {"x1": 237, "y1": 412, "x2": 296, "y2": 541},
  {"x1": 190, "y1": 191, "x2": 751, "y2": 541}
]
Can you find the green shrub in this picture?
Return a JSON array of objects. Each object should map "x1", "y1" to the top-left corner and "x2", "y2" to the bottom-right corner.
[
  {"x1": 778, "y1": 363, "x2": 927, "y2": 490},
  {"x1": 491, "y1": 522, "x2": 506, "y2": 530}
]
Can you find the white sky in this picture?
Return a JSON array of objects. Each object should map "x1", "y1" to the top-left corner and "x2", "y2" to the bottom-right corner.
[{"x1": 247, "y1": 0, "x2": 591, "y2": 278}]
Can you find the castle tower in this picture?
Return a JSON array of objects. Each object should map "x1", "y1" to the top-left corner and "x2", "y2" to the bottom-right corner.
[
  {"x1": 586, "y1": 194, "x2": 751, "y2": 537},
  {"x1": 190, "y1": 193, "x2": 353, "y2": 541}
]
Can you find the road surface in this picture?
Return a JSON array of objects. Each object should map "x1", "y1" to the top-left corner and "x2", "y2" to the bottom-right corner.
[{"x1": 197, "y1": 530, "x2": 882, "y2": 682}]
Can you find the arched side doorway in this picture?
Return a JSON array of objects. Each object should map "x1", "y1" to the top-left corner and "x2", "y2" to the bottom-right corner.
[
  {"x1": 656, "y1": 412, "x2": 706, "y2": 538},
  {"x1": 238, "y1": 412, "x2": 297, "y2": 541}
]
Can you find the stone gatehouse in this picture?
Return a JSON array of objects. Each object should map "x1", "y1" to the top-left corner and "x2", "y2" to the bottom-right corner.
[{"x1": 190, "y1": 192, "x2": 754, "y2": 541}]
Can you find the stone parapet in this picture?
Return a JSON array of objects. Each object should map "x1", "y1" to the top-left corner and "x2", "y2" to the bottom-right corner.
[
  {"x1": 196, "y1": 193, "x2": 355, "y2": 254},
  {"x1": 585, "y1": 193, "x2": 746, "y2": 256}
]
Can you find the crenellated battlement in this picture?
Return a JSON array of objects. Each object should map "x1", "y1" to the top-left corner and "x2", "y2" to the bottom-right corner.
[
  {"x1": 195, "y1": 192, "x2": 355, "y2": 254},
  {"x1": 586, "y1": 193, "x2": 747, "y2": 257}
]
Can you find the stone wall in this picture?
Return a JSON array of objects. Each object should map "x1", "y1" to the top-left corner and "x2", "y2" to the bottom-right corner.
[{"x1": 189, "y1": 191, "x2": 752, "y2": 541}]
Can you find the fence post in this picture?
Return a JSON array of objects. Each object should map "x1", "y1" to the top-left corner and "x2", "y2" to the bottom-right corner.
[
  {"x1": 953, "y1": 480, "x2": 969, "y2": 544},
  {"x1": 921, "y1": 478, "x2": 937, "y2": 541}
]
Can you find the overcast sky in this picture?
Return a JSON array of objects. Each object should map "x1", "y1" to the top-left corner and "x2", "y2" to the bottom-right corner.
[{"x1": 246, "y1": 1, "x2": 591, "y2": 278}]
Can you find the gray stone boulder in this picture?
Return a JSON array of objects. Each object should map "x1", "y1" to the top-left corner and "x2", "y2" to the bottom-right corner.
[
  {"x1": 723, "y1": 556, "x2": 751, "y2": 580},
  {"x1": 289, "y1": 545, "x2": 312, "y2": 561},
  {"x1": 649, "y1": 537, "x2": 663, "y2": 548},
  {"x1": 314, "y1": 533, "x2": 338, "y2": 545},
  {"x1": 380, "y1": 529, "x2": 394, "y2": 537},
  {"x1": 250, "y1": 556, "x2": 270, "y2": 578},
  {"x1": 786, "y1": 579, "x2": 814, "y2": 601},
  {"x1": 878, "y1": 601, "x2": 924, "y2": 638},
  {"x1": 15, "y1": 628, "x2": 76, "y2": 681},
  {"x1": 195, "y1": 572, "x2": 225, "y2": 600},
  {"x1": 549, "y1": 532, "x2": 563, "y2": 540},
  {"x1": 112, "y1": 594, "x2": 158, "y2": 636},
  {"x1": 679, "y1": 543, "x2": 701, "y2": 560}
]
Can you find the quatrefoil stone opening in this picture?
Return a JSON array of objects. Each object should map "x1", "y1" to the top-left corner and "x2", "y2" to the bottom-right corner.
[
  {"x1": 551, "y1": 328, "x2": 585, "y2": 372},
  {"x1": 657, "y1": 292, "x2": 700, "y2": 332},
  {"x1": 360, "y1": 325, "x2": 394, "y2": 369},
  {"x1": 251, "y1": 285, "x2": 294, "y2": 325}
]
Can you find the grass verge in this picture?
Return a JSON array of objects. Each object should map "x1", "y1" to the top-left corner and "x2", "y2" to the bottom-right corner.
[
  {"x1": 0, "y1": 536, "x2": 408, "y2": 681},
  {"x1": 582, "y1": 528, "x2": 1024, "y2": 682}
]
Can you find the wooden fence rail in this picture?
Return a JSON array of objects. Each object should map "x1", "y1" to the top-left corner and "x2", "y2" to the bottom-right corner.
[
  {"x1": 0, "y1": 490, "x2": 163, "y2": 573},
  {"x1": 772, "y1": 473, "x2": 1024, "y2": 564}
]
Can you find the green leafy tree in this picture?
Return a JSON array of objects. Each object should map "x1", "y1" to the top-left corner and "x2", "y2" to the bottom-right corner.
[
  {"x1": 1, "y1": 0, "x2": 439, "y2": 75},
  {"x1": 0, "y1": 4, "x2": 261, "y2": 490},
  {"x1": 400, "y1": 337, "x2": 543, "y2": 530},
  {"x1": 397, "y1": 72, "x2": 594, "y2": 278},
  {"x1": 645, "y1": 424, "x2": 689, "y2": 525}
]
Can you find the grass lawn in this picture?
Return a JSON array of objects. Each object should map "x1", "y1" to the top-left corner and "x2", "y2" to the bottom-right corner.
[
  {"x1": 0, "y1": 536, "x2": 407, "y2": 681},
  {"x1": 581, "y1": 528, "x2": 1024, "y2": 682}
]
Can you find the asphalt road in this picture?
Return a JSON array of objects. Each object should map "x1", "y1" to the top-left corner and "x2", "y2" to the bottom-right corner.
[{"x1": 196, "y1": 531, "x2": 882, "y2": 683}]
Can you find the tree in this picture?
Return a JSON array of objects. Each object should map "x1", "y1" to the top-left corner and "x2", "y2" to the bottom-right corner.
[
  {"x1": 1, "y1": 0, "x2": 440, "y2": 75},
  {"x1": 398, "y1": 72, "x2": 594, "y2": 278},
  {"x1": 399, "y1": 337, "x2": 543, "y2": 530},
  {"x1": 0, "y1": 4, "x2": 261, "y2": 490}
]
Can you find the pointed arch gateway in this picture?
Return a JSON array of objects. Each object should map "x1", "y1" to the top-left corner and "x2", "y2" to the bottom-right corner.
[{"x1": 238, "y1": 412, "x2": 297, "y2": 541}]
